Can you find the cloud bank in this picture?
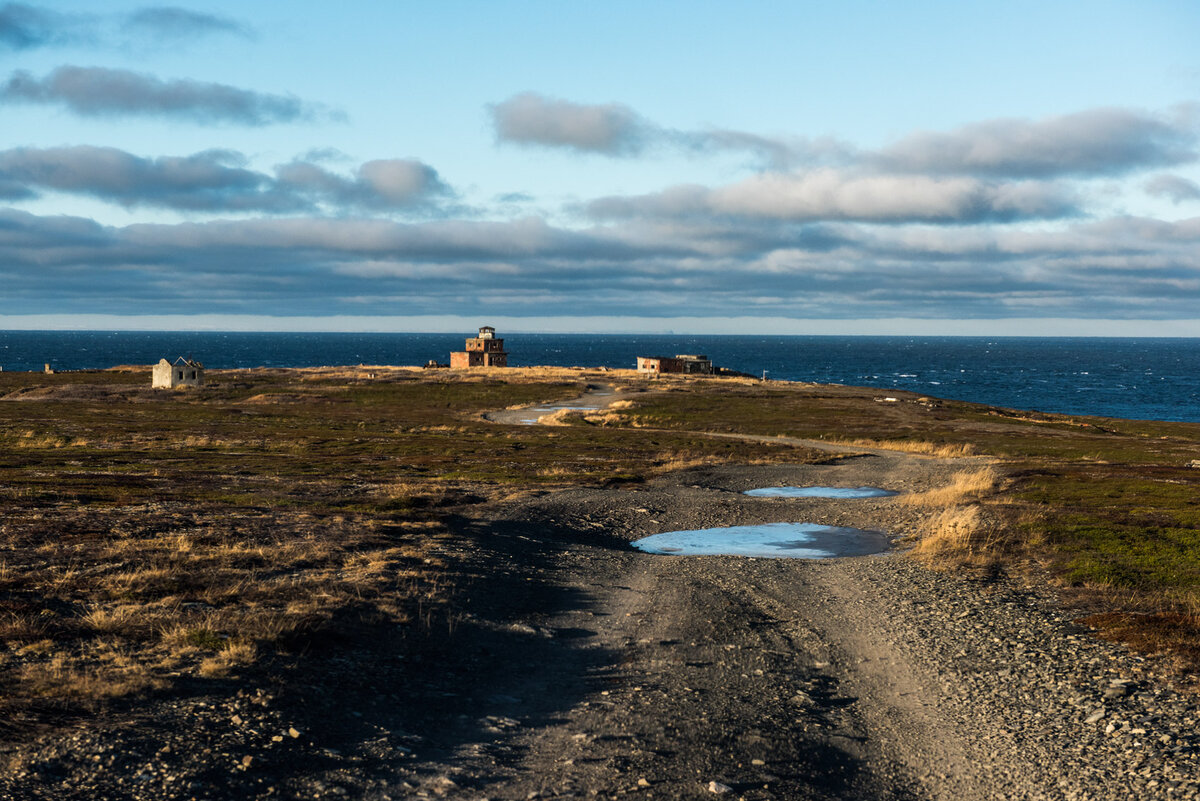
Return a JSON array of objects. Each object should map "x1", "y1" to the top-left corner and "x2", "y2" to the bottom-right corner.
[
  {"x1": 1, "y1": 205, "x2": 1197, "y2": 320},
  {"x1": 1, "y1": 66, "x2": 334, "y2": 125},
  {"x1": 588, "y1": 170, "x2": 1079, "y2": 224},
  {"x1": 0, "y1": 146, "x2": 451, "y2": 212},
  {"x1": 875, "y1": 107, "x2": 1199, "y2": 178},
  {"x1": 2, "y1": 95, "x2": 1198, "y2": 324}
]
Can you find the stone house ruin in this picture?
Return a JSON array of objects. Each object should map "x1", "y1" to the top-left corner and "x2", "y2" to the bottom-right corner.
[
  {"x1": 636, "y1": 354, "x2": 713, "y2": 375},
  {"x1": 450, "y1": 326, "x2": 508, "y2": 368},
  {"x1": 152, "y1": 357, "x2": 205, "y2": 389}
]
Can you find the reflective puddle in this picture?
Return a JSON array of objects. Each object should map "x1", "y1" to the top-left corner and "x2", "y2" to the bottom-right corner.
[
  {"x1": 744, "y1": 486, "x2": 898, "y2": 499},
  {"x1": 516, "y1": 390, "x2": 616, "y2": 425},
  {"x1": 631, "y1": 522, "x2": 890, "y2": 559}
]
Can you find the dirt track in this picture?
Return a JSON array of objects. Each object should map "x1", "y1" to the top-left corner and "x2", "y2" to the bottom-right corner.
[{"x1": 390, "y1": 451, "x2": 1197, "y2": 800}]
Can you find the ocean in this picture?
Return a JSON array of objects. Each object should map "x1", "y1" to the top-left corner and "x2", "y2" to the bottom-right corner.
[{"x1": 1, "y1": 331, "x2": 1198, "y2": 423}]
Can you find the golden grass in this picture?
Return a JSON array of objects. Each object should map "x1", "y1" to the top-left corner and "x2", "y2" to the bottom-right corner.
[
  {"x1": 0, "y1": 504, "x2": 452, "y2": 716},
  {"x1": 537, "y1": 408, "x2": 580, "y2": 426},
  {"x1": 826, "y1": 438, "x2": 977, "y2": 457},
  {"x1": 904, "y1": 467, "x2": 1004, "y2": 563},
  {"x1": 910, "y1": 505, "x2": 990, "y2": 559},
  {"x1": 899, "y1": 466, "x2": 1002, "y2": 507},
  {"x1": 20, "y1": 648, "x2": 166, "y2": 704}
]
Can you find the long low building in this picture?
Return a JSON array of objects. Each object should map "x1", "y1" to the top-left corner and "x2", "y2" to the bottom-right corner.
[{"x1": 636, "y1": 354, "x2": 713, "y2": 375}]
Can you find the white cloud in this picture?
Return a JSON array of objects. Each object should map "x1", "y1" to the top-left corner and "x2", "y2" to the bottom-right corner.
[
  {"x1": 590, "y1": 169, "x2": 1079, "y2": 224},
  {"x1": 875, "y1": 107, "x2": 1199, "y2": 178},
  {"x1": 489, "y1": 92, "x2": 648, "y2": 155}
]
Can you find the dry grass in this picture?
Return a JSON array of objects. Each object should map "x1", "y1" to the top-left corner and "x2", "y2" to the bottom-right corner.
[
  {"x1": 910, "y1": 505, "x2": 991, "y2": 559},
  {"x1": 904, "y1": 467, "x2": 1004, "y2": 563},
  {"x1": 581, "y1": 412, "x2": 627, "y2": 426},
  {"x1": 537, "y1": 408, "x2": 581, "y2": 426},
  {"x1": 0, "y1": 506, "x2": 451, "y2": 719},
  {"x1": 899, "y1": 466, "x2": 1002, "y2": 507},
  {"x1": 828, "y1": 438, "x2": 977, "y2": 458}
]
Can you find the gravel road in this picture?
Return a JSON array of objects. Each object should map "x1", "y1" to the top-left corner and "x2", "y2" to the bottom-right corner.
[
  {"x1": 401, "y1": 454, "x2": 1197, "y2": 801},
  {"x1": 3, "y1": 401, "x2": 1197, "y2": 799}
]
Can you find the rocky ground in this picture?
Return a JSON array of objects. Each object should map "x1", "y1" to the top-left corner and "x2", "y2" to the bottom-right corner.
[{"x1": 3, "y1": 429, "x2": 1198, "y2": 799}]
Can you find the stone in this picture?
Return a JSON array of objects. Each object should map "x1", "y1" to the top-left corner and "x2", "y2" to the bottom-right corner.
[
  {"x1": 707, "y1": 780, "x2": 732, "y2": 794},
  {"x1": 1085, "y1": 708, "x2": 1106, "y2": 724}
]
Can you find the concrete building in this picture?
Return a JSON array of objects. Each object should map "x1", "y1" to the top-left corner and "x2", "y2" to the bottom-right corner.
[
  {"x1": 450, "y1": 326, "x2": 508, "y2": 368},
  {"x1": 152, "y1": 357, "x2": 205, "y2": 389},
  {"x1": 636, "y1": 354, "x2": 713, "y2": 375}
]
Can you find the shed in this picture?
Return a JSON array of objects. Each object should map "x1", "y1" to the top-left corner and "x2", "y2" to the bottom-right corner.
[{"x1": 152, "y1": 357, "x2": 205, "y2": 389}]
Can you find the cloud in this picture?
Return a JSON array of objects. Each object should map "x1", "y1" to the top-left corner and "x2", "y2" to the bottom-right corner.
[
  {"x1": 588, "y1": 169, "x2": 1079, "y2": 224},
  {"x1": 0, "y1": 146, "x2": 451, "y2": 213},
  {"x1": 679, "y1": 130, "x2": 856, "y2": 170},
  {"x1": 275, "y1": 158, "x2": 453, "y2": 210},
  {"x1": 0, "y1": 66, "x2": 337, "y2": 125},
  {"x1": 489, "y1": 95, "x2": 1200, "y2": 182},
  {"x1": 123, "y1": 7, "x2": 252, "y2": 41},
  {"x1": 2, "y1": 204, "x2": 1197, "y2": 321},
  {"x1": 0, "y1": 4, "x2": 250, "y2": 50},
  {"x1": 875, "y1": 107, "x2": 1199, "y2": 178},
  {"x1": 1144, "y1": 173, "x2": 1200, "y2": 203},
  {"x1": 488, "y1": 92, "x2": 846, "y2": 168},
  {"x1": 0, "y1": 3, "x2": 79, "y2": 49},
  {"x1": 490, "y1": 92, "x2": 650, "y2": 155}
]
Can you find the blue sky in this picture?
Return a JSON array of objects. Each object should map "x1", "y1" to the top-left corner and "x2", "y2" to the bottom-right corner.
[{"x1": 2, "y1": 1, "x2": 1199, "y2": 334}]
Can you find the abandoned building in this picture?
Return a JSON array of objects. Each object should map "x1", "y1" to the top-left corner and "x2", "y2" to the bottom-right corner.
[
  {"x1": 152, "y1": 357, "x2": 205, "y2": 389},
  {"x1": 636, "y1": 354, "x2": 714, "y2": 375},
  {"x1": 450, "y1": 326, "x2": 508, "y2": 368}
]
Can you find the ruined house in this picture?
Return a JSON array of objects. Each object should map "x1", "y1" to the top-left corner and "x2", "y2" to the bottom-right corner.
[
  {"x1": 450, "y1": 326, "x2": 508, "y2": 368},
  {"x1": 636, "y1": 354, "x2": 713, "y2": 375},
  {"x1": 152, "y1": 357, "x2": 205, "y2": 389}
]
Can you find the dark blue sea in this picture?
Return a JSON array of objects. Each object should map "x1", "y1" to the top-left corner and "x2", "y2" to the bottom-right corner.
[{"x1": 1, "y1": 331, "x2": 1198, "y2": 423}]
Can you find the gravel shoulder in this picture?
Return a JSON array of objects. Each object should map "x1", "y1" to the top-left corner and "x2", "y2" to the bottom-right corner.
[{"x1": 3, "y1": 423, "x2": 1198, "y2": 799}]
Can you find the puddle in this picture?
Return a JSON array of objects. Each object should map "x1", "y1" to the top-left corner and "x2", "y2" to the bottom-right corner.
[
  {"x1": 744, "y1": 486, "x2": 898, "y2": 499},
  {"x1": 631, "y1": 522, "x2": 890, "y2": 559}
]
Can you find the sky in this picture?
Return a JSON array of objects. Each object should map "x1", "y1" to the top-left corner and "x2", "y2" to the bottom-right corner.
[{"x1": 2, "y1": 1, "x2": 1199, "y2": 335}]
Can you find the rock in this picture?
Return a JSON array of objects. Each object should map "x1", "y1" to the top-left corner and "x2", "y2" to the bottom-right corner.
[
  {"x1": 1085, "y1": 709, "x2": 1106, "y2": 725},
  {"x1": 707, "y1": 780, "x2": 732, "y2": 794}
]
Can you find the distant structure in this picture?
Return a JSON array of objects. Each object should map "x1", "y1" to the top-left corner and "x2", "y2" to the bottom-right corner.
[
  {"x1": 636, "y1": 354, "x2": 713, "y2": 375},
  {"x1": 152, "y1": 357, "x2": 205, "y2": 389},
  {"x1": 450, "y1": 326, "x2": 508, "y2": 369}
]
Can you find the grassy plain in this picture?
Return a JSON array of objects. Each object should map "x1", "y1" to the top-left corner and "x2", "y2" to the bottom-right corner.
[
  {"x1": 1, "y1": 366, "x2": 1198, "y2": 739},
  {"x1": 0, "y1": 366, "x2": 822, "y2": 733}
]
